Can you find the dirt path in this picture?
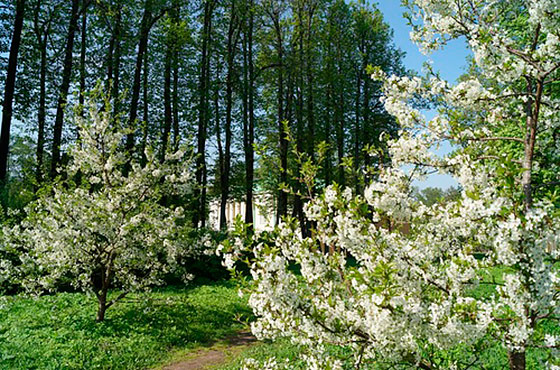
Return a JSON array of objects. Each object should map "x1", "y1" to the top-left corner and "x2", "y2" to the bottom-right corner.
[{"x1": 161, "y1": 332, "x2": 257, "y2": 370}]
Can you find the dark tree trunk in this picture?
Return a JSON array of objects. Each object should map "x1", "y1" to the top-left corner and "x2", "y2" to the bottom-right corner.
[
  {"x1": 50, "y1": 0, "x2": 80, "y2": 178},
  {"x1": 0, "y1": 0, "x2": 26, "y2": 183},
  {"x1": 507, "y1": 351, "x2": 525, "y2": 370},
  {"x1": 219, "y1": 1, "x2": 238, "y2": 230},
  {"x1": 79, "y1": 0, "x2": 87, "y2": 121},
  {"x1": 111, "y1": 7, "x2": 122, "y2": 116},
  {"x1": 215, "y1": 63, "x2": 224, "y2": 228},
  {"x1": 272, "y1": 12, "x2": 287, "y2": 224},
  {"x1": 242, "y1": 0, "x2": 255, "y2": 227},
  {"x1": 172, "y1": 54, "x2": 179, "y2": 150},
  {"x1": 171, "y1": 0, "x2": 180, "y2": 150},
  {"x1": 292, "y1": 7, "x2": 305, "y2": 233},
  {"x1": 362, "y1": 43, "x2": 371, "y2": 177},
  {"x1": 336, "y1": 42, "x2": 345, "y2": 187},
  {"x1": 215, "y1": 54, "x2": 224, "y2": 225},
  {"x1": 193, "y1": 0, "x2": 215, "y2": 228},
  {"x1": 96, "y1": 289, "x2": 108, "y2": 322},
  {"x1": 35, "y1": 9, "x2": 49, "y2": 184},
  {"x1": 354, "y1": 65, "x2": 361, "y2": 192},
  {"x1": 140, "y1": 45, "x2": 150, "y2": 166},
  {"x1": 324, "y1": 39, "x2": 333, "y2": 186},
  {"x1": 305, "y1": 20, "x2": 315, "y2": 163},
  {"x1": 161, "y1": 36, "x2": 173, "y2": 161},
  {"x1": 127, "y1": 0, "x2": 152, "y2": 155}
]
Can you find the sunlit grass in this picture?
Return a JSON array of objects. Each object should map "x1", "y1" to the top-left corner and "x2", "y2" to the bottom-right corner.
[{"x1": 0, "y1": 281, "x2": 251, "y2": 369}]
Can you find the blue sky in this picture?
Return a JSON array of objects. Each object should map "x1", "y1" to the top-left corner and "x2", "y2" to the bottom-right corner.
[{"x1": 374, "y1": 1, "x2": 471, "y2": 189}]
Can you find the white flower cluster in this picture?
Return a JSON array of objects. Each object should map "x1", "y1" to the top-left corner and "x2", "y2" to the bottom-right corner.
[
  {"x1": 223, "y1": 1, "x2": 560, "y2": 368},
  {"x1": 1, "y1": 101, "x2": 197, "y2": 307}
]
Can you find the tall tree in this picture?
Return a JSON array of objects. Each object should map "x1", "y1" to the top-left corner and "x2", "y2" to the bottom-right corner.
[
  {"x1": 33, "y1": 0, "x2": 52, "y2": 183},
  {"x1": 0, "y1": 0, "x2": 26, "y2": 183},
  {"x1": 219, "y1": 0, "x2": 240, "y2": 229},
  {"x1": 126, "y1": 0, "x2": 167, "y2": 155},
  {"x1": 160, "y1": 11, "x2": 174, "y2": 161},
  {"x1": 242, "y1": 0, "x2": 255, "y2": 227},
  {"x1": 50, "y1": 0, "x2": 81, "y2": 178},
  {"x1": 193, "y1": 0, "x2": 216, "y2": 228},
  {"x1": 263, "y1": 0, "x2": 288, "y2": 224}
]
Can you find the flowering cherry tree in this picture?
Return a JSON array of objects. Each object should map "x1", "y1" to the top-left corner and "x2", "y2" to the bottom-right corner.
[
  {"x1": 3, "y1": 98, "x2": 194, "y2": 322},
  {"x1": 223, "y1": 1, "x2": 560, "y2": 369}
]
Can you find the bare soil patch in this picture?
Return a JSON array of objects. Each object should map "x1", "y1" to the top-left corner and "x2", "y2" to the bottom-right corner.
[{"x1": 162, "y1": 332, "x2": 257, "y2": 370}]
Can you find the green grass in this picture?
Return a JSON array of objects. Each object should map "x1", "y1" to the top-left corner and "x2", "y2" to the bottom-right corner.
[
  {"x1": 1, "y1": 267, "x2": 558, "y2": 369},
  {"x1": 0, "y1": 280, "x2": 252, "y2": 369},
  {"x1": 218, "y1": 338, "x2": 305, "y2": 369}
]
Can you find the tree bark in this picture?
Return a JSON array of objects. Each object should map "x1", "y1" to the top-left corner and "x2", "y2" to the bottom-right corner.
[
  {"x1": 507, "y1": 351, "x2": 526, "y2": 370},
  {"x1": 140, "y1": 43, "x2": 150, "y2": 167},
  {"x1": 335, "y1": 35, "x2": 345, "y2": 187},
  {"x1": 0, "y1": 0, "x2": 26, "y2": 183},
  {"x1": 292, "y1": 3, "x2": 305, "y2": 233},
  {"x1": 243, "y1": 0, "x2": 255, "y2": 227},
  {"x1": 127, "y1": 0, "x2": 152, "y2": 155},
  {"x1": 96, "y1": 289, "x2": 108, "y2": 322},
  {"x1": 79, "y1": 0, "x2": 87, "y2": 123},
  {"x1": 354, "y1": 64, "x2": 361, "y2": 192},
  {"x1": 111, "y1": 6, "x2": 123, "y2": 116},
  {"x1": 34, "y1": 1, "x2": 49, "y2": 184},
  {"x1": 172, "y1": 51, "x2": 180, "y2": 150},
  {"x1": 193, "y1": 0, "x2": 215, "y2": 228},
  {"x1": 362, "y1": 43, "x2": 371, "y2": 181},
  {"x1": 305, "y1": 4, "x2": 316, "y2": 163},
  {"x1": 50, "y1": 0, "x2": 80, "y2": 178},
  {"x1": 219, "y1": 1, "x2": 238, "y2": 230},
  {"x1": 324, "y1": 34, "x2": 334, "y2": 186},
  {"x1": 161, "y1": 30, "x2": 173, "y2": 161},
  {"x1": 270, "y1": 8, "x2": 287, "y2": 224}
]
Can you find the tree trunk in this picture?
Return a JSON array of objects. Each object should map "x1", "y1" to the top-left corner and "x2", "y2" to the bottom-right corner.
[
  {"x1": 324, "y1": 37, "x2": 334, "y2": 186},
  {"x1": 161, "y1": 34, "x2": 173, "y2": 161},
  {"x1": 336, "y1": 40, "x2": 345, "y2": 187},
  {"x1": 96, "y1": 289, "x2": 108, "y2": 322},
  {"x1": 362, "y1": 44, "x2": 371, "y2": 181},
  {"x1": 171, "y1": 0, "x2": 180, "y2": 151},
  {"x1": 220, "y1": 1, "x2": 238, "y2": 230},
  {"x1": 243, "y1": 0, "x2": 255, "y2": 227},
  {"x1": 215, "y1": 63, "x2": 224, "y2": 229},
  {"x1": 293, "y1": 6, "x2": 305, "y2": 233},
  {"x1": 0, "y1": 0, "x2": 26, "y2": 183},
  {"x1": 505, "y1": 77, "x2": 543, "y2": 370},
  {"x1": 271, "y1": 12, "x2": 287, "y2": 224},
  {"x1": 111, "y1": 7, "x2": 123, "y2": 116},
  {"x1": 50, "y1": 0, "x2": 80, "y2": 178},
  {"x1": 354, "y1": 65, "x2": 361, "y2": 192},
  {"x1": 507, "y1": 351, "x2": 525, "y2": 370},
  {"x1": 305, "y1": 16, "x2": 315, "y2": 163},
  {"x1": 78, "y1": 0, "x2": 87, "y2": 123},
  {"x1": 194, "y1": 0, "x2": 214, "y2": 228},
  {"x1": 172, "y1": 53, "x2": 179, "y2": 150},
  {"x1": 36, "y1": 20, "x2": 48, "y2": 184},
  {"x1": 140, "y1": 45, "x2": 150, "y2": 166},
  {"x1": 127, "y1": 0, "x2": 152, "y2": 155}
]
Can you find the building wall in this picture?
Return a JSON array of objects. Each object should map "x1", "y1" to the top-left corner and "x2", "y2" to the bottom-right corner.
[{"x1": 208, "y1": 194, "x2": 276, "y2": 231}]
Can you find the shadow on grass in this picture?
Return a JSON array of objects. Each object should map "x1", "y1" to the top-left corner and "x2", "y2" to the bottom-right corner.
[{"x1": 0, "y1": 281, "x2": 252, "y2": 369}]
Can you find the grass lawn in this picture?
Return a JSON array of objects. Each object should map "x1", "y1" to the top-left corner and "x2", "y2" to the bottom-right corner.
[
  {"x1": 0, "y1": 268, "x2": 558, "y2": 369},
  {"x1": 0, "y1": 280, "x2": 251, "y2": 369},
  {"x1": 218, "y1": 338, "x2": 304, "y2": 369}
]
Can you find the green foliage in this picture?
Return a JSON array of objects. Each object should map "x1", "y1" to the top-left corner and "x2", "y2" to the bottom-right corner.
[{"x1": 412, "y1": 186, "x2": 462, "y2": 206}]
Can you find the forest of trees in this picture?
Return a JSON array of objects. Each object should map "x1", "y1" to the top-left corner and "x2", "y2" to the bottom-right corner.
[{"x1": 0, "y1": 0, "x2": 403, "y2": 229}]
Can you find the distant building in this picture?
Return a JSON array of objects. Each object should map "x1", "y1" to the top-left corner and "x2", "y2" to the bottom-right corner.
[{"x1": 208, "y1": 194, "x2": 276, "y2": 231}]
